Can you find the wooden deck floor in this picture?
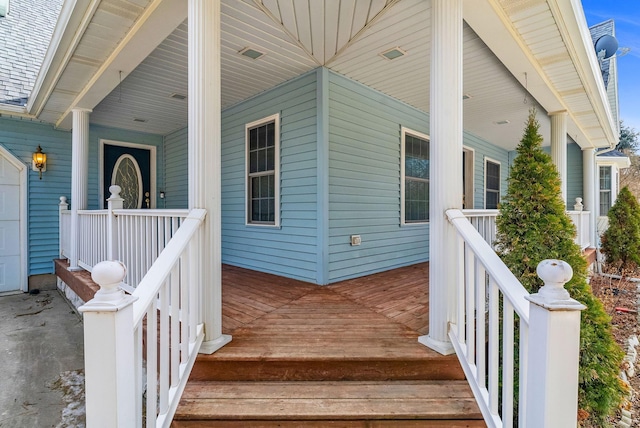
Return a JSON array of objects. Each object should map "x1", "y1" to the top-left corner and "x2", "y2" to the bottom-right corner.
[
  {"x1": 218, "y1": 263, "x2": 434, "y2": 362},
  {"x1": 189, "y1": 262, "x2": 462, "y2": 384},
  {"x1": 222, "y1": 262, "x2": 430, "y2": 336}
]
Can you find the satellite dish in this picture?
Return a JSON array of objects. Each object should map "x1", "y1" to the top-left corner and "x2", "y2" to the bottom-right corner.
[{"x1": 594, "y1": 35, "x2": 619, "y2": 60}]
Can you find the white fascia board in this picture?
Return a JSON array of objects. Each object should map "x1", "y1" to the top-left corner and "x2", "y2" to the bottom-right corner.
[
  {"x1": 547, "y1": 0, "x2": 618, "y2": 148},
  {"x1": 55, "y1": 0, "x2": 187, "y2": 130},
  {"x1": 27, "y1": 0, "x2": 100, "y2": 116},
  {"x1": 464, "y1": 0, "x2": 614, "y2": 150},
  {"x1": 597, "y1": 156, "x2": 631, "y2": 169}
]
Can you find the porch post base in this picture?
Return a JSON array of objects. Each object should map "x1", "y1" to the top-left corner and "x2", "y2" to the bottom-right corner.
[
  {"x1": 199, "y1": 334, "x2": 232, "y2": 355},
  {"x1": 418, "y1": 334, "x2": 455, "y2": 356}
]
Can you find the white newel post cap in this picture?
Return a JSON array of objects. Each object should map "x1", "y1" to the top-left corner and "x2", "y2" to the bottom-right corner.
[
  {"x1": 527, "y1": 259, "x2": 586, "y2": 311},
  {"x1": 574, "y1": 197, "x2": 583, "y2": 211},
  {"x1": 59, "y1": 196, "x2": 68, "y2": 206},
  {"x1": 107, "y1": 185, "x2": 123, "y2": 201},
  {"x1": 79, "y1": 260, "x2": 136, "y2": 312}
]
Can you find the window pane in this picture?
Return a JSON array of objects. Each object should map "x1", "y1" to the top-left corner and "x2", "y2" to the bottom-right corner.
[
  {"x1": 486, "y1": 161, "x2": 500, "y2": 191},
  {"x1": 251, "y1": 200, "x2": 260, "y2": 222},
  {"x1": 267, "y1": 147, "x2": 275, "y2": 171},
  {"x1": 600, "y1": 191, "x2": 611, "y2": 216},
  {"x1": 249, "y1": 128, "x2": 258, "y2": 150},
  {"x1": 486, "y1": 191, "x2": 499, "y2": 209},
  {"x1": 250, "y1": 151, "x2": 258, "y2": 173},
  {"x1": 600, "y1": 166, "x2": 611, "y2": 190},
  {"x1": 405, "y1": 178, "x2": 429, "y2": 222},
  {"x1": 405, "y1": 135, "x2": 429, "y2": 180}
]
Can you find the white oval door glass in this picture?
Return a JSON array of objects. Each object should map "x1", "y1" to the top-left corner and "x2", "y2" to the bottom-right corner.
[{"x1": 112, "y1": 154, "x2": 143, "y2": 209}]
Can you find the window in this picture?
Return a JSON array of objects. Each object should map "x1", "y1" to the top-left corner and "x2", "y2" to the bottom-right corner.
[
  {"x1": 485, "y1": 158, "x2": 500, "y2": 209},
  {"x1": 246, "y1": 114, "x2": 280, "y2": 226},
  {"x1": 401, "y1": 128, "x2": 429, "y2": 224},
  {"x1": 599, "y1": 166, "x2": 612, "y2": 216}
]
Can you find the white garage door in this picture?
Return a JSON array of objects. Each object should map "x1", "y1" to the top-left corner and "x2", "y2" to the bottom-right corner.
[{"x1": 0, "y1": 151, "x2": 22, "y2": 293}]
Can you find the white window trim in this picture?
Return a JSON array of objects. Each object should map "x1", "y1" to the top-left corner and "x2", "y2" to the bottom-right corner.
[
  {"x1": 245, "y1": 113, "x2": 281, "y2": 227},
  {"x1": 598, "y1": 164, "x2": 613, "y2": 217},
  {"x1": 484, "y1": 157, "x2": 501, "y2": 209},
  {"x1": 401, "y1": 126, "x2": 430, "y2": 226}
]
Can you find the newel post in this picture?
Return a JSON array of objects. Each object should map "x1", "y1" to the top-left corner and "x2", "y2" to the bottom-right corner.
[
  {"x1": 525, "y1": 259, "x2": 586, "y2": 428},
  {"x1": 79, "y1": 261, "x2": 137, "y2": 427},
  {"x1": 107, "y1": 185, "x2": 124, "y2": 260},
  {"x1": 59, "y1": 196, "x2": 68, "y2": 258}
]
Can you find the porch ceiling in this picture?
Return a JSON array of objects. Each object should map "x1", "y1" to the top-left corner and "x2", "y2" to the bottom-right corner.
[{"x1": 24, "y1": 0, "x2": 616, "y2": 151}]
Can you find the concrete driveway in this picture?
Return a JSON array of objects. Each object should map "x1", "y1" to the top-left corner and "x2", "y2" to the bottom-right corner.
[{"x1": 0, "y1": 290, "x2": 85, "y2": 427}]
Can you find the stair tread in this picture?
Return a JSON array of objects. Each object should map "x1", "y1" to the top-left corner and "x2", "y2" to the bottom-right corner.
[{"x1": 175, "y1": 380, "x2": 483, "y2": 421}]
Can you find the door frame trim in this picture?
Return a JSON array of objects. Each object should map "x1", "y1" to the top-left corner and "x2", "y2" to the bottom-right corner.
[
  {"x1": 0, "y1": 144, "x2": 28, "y2": 292},
  {"x1": 99, "y1": 139, "x2": 157, "y2": 208}
]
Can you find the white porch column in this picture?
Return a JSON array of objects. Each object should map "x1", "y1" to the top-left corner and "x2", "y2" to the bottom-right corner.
[
  {"x1": 188, "y1": 0, "x2": 230, "y2": 354},
  {"x1": 582, "y1": 148, "x2": 596, "y2": 246},
  {"x1": 419, "y1": 0, "x2": 463, "y2": 355},
  {"x1": 68, "y1": 108, "x2": 91, "y2": 271},
  {"x1": 549, "y1": 111, "x2": 568, "y2": 205}
]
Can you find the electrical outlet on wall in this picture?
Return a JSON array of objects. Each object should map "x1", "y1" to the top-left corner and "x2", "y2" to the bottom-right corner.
[{"x1": 350, "y1": 235, "x2": 361, "y2": 246}]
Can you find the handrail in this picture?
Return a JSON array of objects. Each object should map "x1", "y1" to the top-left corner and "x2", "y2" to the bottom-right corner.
[
  {"x1": 446, "y1": 209, "x2": 530, "y2": 427},
  {"x1": 113, "y1": 208, "x2": 189, "y2": 218}
]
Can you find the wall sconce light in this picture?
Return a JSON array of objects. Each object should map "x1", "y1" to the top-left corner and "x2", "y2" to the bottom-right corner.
[{"x1": 32, "y1": 145, "x2": 47, "y2": 179}]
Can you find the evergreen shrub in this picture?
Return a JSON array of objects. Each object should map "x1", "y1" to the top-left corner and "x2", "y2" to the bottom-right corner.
[
  {"x1": 600, "y1": 186, "x2": 640, "y2": 273},
  {"x1": 494, "y1": 109, "x2": 625, "y2": 424}
]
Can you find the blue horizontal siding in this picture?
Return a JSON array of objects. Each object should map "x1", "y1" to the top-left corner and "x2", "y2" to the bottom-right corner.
[
  {"x1": 163, "y1": 127, "x2": 188, "y2": 209},
  {"x1": 220, "y1": 71, "x2": 318, "y2": 283},
  {"x1": 567, "y1": 142, "x2": 584, "y2": 209},
  {"x1": 462, "y1": 132, "x2": 510, "y2": 209},
  {"x1": 0, "y1": 117, "x2": 163, "y2": 276},
  {"x1": 542, "y1": 142, "x2": 583, "y2": 209},
  {"x1": 327, "y1": 71, "x2": 511, "y2": 282},
  {"x1": 328, "y1": 71, "x2": 428, "y2": 282}
]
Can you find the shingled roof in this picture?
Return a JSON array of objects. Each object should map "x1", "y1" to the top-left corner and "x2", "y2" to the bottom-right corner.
[{"x1": 0, "y1": 0, "x2": 63, "y2": 106}]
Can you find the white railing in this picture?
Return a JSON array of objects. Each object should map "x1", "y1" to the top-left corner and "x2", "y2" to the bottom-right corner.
[
  {"x1": 566, "y1": 210, "x2": 591, "y2": 249},
  {"x1": 114, "y1": 209, "x2": 188, "y2": 287},
  {"x1": 446, "y1": 209, "x2": 585, "y2": 427},
  {"x1": 461, "y1": 209, "x2": 499, "y2": 248},
  {"x1": 567, "y1": 197, "x2": 591, "y2": 250},
  {"x1": 77, "y1": 209, "x2": 109, "y2": 270},
  {"x1": 80, "y1": 208, "x2": 207, "y2": 428},
  {"x1": 464, "y1": 201, "x2": 592, "y2": 252},
  {"x1": 58, "y1": 187, "x2": 188, "y2": 287}
]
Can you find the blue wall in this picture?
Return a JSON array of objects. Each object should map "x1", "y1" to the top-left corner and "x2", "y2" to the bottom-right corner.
[
  {"x1": 0, "y1": 117, "x2": 163, "y2": 276},
  {"x1": 163, "y1": 127, "x2": 188, "y2": 209},
  {"x1": 566, "y1": 142, "x2": 584, "y2": 209},
  {"x1": 542, "y1": 142, "x2": 584, "y2": 210},
  {"x1": 220, "y1": 71, "x2": 319, "y2": 283},
  {"x1": 326, "y1": 71, "x2": 510, "y2": 282}
]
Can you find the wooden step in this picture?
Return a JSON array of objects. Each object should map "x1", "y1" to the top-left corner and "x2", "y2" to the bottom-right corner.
[
  {"x1": 190, "y1": 355, "x2": 463, "y2": 382},
  {"x1": 172, "y1": 380, "x2": 485, "y2": 427}
]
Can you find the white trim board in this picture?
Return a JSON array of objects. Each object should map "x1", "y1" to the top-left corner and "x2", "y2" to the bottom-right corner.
[{"x1": 0, "y1": 144, "x2": 28, "y2": 292}]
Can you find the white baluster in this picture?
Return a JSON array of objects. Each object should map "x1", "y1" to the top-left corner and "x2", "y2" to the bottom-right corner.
[{"x1": 107, "y1": 185, "x2": 124, "y2": 261}]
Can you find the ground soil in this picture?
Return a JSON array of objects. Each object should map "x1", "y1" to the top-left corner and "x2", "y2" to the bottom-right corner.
[{"x1": 589, "y1": 267, "x2": 640, "y2": 427}]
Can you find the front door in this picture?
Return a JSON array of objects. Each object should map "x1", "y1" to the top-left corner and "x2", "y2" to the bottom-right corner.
[
  {"x1": 102, "y1": 141, "x2": 155, "y2": 209},
  {"x1": 0, "y1": 148, "x2": 24, "y2": 293}
]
